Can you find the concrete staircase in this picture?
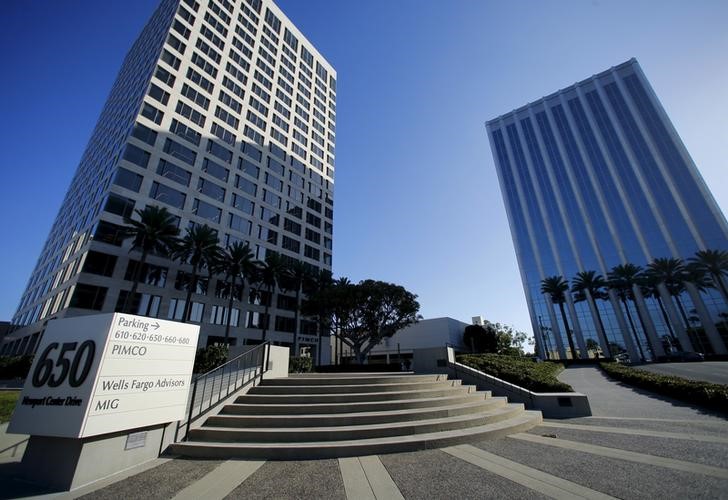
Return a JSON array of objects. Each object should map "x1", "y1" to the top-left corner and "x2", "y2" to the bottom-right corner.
[{"x1": 169, "y1": 373, "x2": 542, "y2": 459}]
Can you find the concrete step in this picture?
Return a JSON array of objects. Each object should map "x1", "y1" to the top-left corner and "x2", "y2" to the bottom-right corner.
[
  {"x1": 169, "y1": 411, "x2": 543, "y2": 460},
  {"x1": 250, "y1": 379, "x2": 461, "y2": 395},
  {"x1": 206, "y1": 398, "x2": 508, "y2": 428},
  {"x1": 263, "y1": 374, "x2": 447, "y2": 386},
  {"x1": 235, "y1": 386, "x2": 477, "y2": 405},
  {"x1": 221, "y1": 392, "x2": 493, "y2": 415},
  {"x1": 189, "y1": 404, "x2": 525, "y2": 443}
]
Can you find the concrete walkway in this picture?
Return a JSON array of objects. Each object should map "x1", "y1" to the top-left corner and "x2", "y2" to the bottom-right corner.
[{"x1": 558, "y1": 365, "x2": 727, "y2": 420}]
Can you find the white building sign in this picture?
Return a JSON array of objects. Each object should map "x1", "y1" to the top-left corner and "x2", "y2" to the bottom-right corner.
[{"x1": 8, "y1": 313, "x2": 199, "y2": 438}]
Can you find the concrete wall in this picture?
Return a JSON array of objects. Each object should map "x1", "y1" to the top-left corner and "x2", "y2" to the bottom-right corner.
[
  {"x1": 412, "y1": 347, "x2": 591, "y2": 418},
  {"x1": 20, "y1": 422, "x2": 175, "y2": 491},
  {"x1": 370, "y1": 317, "x2": 469, "y2": 356},
  {"x1": 267, "y1": 345, "x2": 290, "y2": 378}
]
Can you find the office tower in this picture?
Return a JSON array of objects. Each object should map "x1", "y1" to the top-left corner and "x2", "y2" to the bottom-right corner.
[
  {"x1": 4, "y1": 0, "x2": 337, "y2": 358},
  {"x1": 487, "y1": 59, "x2": 728, "y2": 361}
]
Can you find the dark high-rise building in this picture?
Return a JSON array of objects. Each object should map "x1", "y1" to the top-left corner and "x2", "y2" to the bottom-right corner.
[
  {"x1": 2, "y1": 0, "x2": 337, "y2": 359},
  {"x1": 487, "y1": 58, "x2": 728, "y2": 361}
]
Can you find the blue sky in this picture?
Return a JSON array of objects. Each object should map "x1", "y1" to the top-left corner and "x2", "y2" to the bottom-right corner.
[{"x1": 2, "y1": 1, "x2": 727, "y2": 343}]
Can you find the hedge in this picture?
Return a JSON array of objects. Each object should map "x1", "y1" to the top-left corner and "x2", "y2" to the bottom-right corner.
[
  {"x1": 0, "y1": 356, "x2": 33, "y2": 379},
  {"x1": 457, "y1": 354, "x2": 573, "y2": 393},
  {"x1": 600, "y1": 362, "x2": 728, "y2": 412},
  {"x1": 289, "y1": 356, "x2": 313, "y2": 373},
  {"x1": 193, "y1": 344, "x2": 229, "y2": 374}
]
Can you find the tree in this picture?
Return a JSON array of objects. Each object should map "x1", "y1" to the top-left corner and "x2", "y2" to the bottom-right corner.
[
  {"x1": 608, "y1": 263, "x2": 647, "y2": 361},
  {"x1": 642, "y1": 273, "x2": 679, "y2": 352},
  {"x1": 256, "y1": 252, "x2": 288, "y2": 341},
  {"x1": 540, "y1": 275, "x2": 577, "y2": 359},
  {"x1": 646, "y1": 257, "x2": 702, "y2": 351},
  {"x1": 571, "y1": 270, "x2": 612, "y2": 358},
  {"x1": 301, "y1": 268, "x2": 334, "y2": 365},
  {"x1": 121, "y1": 205, "x2": 179, "y2": 314},
  {"x1": 174, "y1": 224, "x2": 220, "y2": 323},
  {"x1": 215, "y1": 241, "x2": 255, "y2": 342},
  {"x1": 690, "y1": 249, "x2": 728, "y2": 308},
  {"x1": 309, "y1": 279, "x2": 421, "y2": 364},
  {"x1": 463, "y1": 324, "x2": 497, "y2": 353},
  {"x1": 491, "y1": 322, "x2": 528, "y2": 356},
  {"x1": 585, "y1": 338, "x2": 601, "y2": 357},
  {"x1": 285, "y1": 260, "x2": 312, "y2": 356}
]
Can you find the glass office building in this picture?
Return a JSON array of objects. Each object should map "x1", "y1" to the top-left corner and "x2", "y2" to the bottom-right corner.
[
  {"x1": 487, "y1": 59, "x2": 728, "y2": 360},
  {"x1": 2, "y1": 0, "x2": 336, "y2": 358}
]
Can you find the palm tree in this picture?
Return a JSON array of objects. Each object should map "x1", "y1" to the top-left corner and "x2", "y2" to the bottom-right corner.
[
  {"x1": 257, "y1": 252, "x2": 288, "y2": 341},
  {"x1": 540, "y1": 275, "x2": 577, "y2": 359},
  {"x1": 174, "y1": 224, "x2": 219, "y2": 323},
  {"x1": 641, "y1": 273, "x2": 679, "y2": 352},
  {"x1": 215, "y1": 242, "x2": 256, "y2": 342},
  {"x1": 646, "y1": 257, "x2": 696, "y2": 344},
  {"x1": 303, "y1": 269, "x2": 334, "y2": 365},
  {"x1": 690, "y1": 249, "x2": 728, "y2": 308},
  {"x1": 121, "y1": 205, "x2": 179, "y2": 314},
  {"x1": 286, "y1": 260, "x2": 312, "y2": 357},
  {"x1": 607, "y1": 263, "x2": 646, "y2": 361},
  {"x1": 571, "y1": 270, "x2": 612, "y2": 358}
]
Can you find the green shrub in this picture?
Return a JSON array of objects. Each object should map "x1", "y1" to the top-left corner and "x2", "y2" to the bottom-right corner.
[
  {"x1": 0, "y1": 356, "x2": 33, "y2": 379},
  {"x1": 193, "y1": 344, "x2": 229, "y2": 374},
  {"x1": 600, "y1": 362, "x2": 728, "y2": 412},
  {"x1": 457, "y1": 354, "x2": 573, "y2": 393},
  {"x1": 289, "y1": 356, "x2": 313, "y2": 373},
  {"x1": 0, "y1": 391, "x2": 20, "y2": 423}
]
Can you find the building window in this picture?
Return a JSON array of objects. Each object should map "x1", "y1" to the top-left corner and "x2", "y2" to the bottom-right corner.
[
  {"x1": 124, "y1": 261, "x2": 168, "y2": 287},
  {"x1": 157, "y1": 159, "x2": 192, "y2": 186},
  {"x1": 150, "y1": 182, "x2": 187, "y2": 209},
  {"x1": 113, "y1": 167, "x2": 143, "y2": 192},
  {"x1": 210, "y1": 305, "x2": 240, "y2": 326},
  {"x1": 69, "y1": 284, "x2": 107, "y2": 310},
  {"x1": 168, "y1": 298, "x2": 204, "y2": 322},
  {"x1": 115, "y1": 292, "x2": 161, "y2": 317},
  {"x1": 81, "y1": 251, "x2": 117, "y2": 277},
  {"x1": 93, "y1": 221, "x2": 126, "y2": 246},
  {"x1": 104, "y1": 193, "x2": 135, "y2": 218},
  {"x1": 122, "y1": 144, "x2": 151, "y2": 169}
]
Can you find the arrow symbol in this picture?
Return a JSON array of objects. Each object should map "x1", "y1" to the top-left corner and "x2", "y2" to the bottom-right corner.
[{"x1": 152, "y1": 322, "x2": 160, "y2": 330}]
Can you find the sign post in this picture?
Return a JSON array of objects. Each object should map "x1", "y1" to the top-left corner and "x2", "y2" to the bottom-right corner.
[{"x1": 9, "y1": 313, "x2": 199, "y2": 491}]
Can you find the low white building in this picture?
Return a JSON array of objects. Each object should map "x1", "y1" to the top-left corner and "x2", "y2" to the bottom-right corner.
[{"x1": 333, "y1": 317, "x2": 469, "y2": 365}]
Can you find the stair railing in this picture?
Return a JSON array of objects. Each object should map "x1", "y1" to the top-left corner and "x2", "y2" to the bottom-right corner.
[{"x1": 184, "y1": 342, "x2": 270, "y2": 439}]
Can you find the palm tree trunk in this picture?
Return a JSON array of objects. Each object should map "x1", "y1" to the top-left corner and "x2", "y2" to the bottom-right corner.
[
  {"x1": 712, "y1": 272, "x2": 728, "y2": 310},
  {"x1": 632, "y1": 299, "x2": 655, "y2": 358},
  {"x1": 224, "y1": 274, "x2": 236, "y2": 341},
  {"x1": 124, "y1": 247, "x2": 148, "y2": 314},
  {"x1": 261, "y1": 285, "x2": 272, "y2": 341},
  {"x1": 558, "y1": 302, "x2": 577, "y2": 359},
  {"x1": 655, "y1": 295, "x2": 678, "y2": 349},
  {"x1": 621, "y1": 298, "x2": 645, "y2": 361},
  {"x1": 292, "y1": 285, "x2": 301, "y2": 357},
  {"x1": 592, "y1": 302, "x2": 612, "y2": 358},
  {"x1": 674, "y1": 295, "x2": 706, "y2": 353},
  {"x1": 182, "y1": 262, "x2": 199, "y2": 323}
]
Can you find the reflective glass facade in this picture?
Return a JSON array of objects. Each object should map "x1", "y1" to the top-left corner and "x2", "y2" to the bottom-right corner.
[{"x1": 487, "y1": 59, "x2": 728, "y2": 360}]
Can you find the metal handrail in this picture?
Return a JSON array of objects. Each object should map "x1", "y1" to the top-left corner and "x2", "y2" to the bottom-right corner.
[{"x1": 184, "y1": 341, "x2": 270, "y2": 439}]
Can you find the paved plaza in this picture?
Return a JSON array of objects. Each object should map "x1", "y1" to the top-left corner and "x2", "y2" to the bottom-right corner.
[{"x1": 1, "y1": 366, "x2": 727, "y2": 499}]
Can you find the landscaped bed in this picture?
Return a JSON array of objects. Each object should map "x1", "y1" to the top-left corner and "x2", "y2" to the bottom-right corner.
[
  {"x1": 457, "y1": 354, "x2": 573, "y2": 392},
  {"x1": 0, "y1": 391, "x2": 19, "y2": 423},
  {"x1": 600, "y1": 362, "x2": 728, "y2": 412}
]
